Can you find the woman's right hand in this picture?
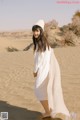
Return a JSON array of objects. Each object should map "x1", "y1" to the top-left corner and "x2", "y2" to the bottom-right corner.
[{"x1": 33, "y1": 72, "x2": 37, "y2": 77}]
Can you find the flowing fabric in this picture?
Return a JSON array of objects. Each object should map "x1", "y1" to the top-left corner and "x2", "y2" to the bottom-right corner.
[{"x1": 33, "y1": 46, "x2": 70, "y2": 118}]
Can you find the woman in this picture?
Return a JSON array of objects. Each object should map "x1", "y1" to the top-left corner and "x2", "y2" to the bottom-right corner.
[{"x1": 32, "y1": 19, "x2": 70, "y2": 119}]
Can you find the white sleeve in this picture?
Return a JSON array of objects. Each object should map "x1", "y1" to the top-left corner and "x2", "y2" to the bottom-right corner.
[{"x1": 33, "y1": 51, "x2": 44, "y2": 73}]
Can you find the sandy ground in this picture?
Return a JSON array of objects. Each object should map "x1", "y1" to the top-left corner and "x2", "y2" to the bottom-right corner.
[{"x1": 0, "y1": 35, "x2": 80, "y2": 120}]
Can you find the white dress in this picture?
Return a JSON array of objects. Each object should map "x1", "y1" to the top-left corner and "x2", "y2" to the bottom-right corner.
[{"x1": 33, "y1": 45, "x2": 70, "y2": 118}]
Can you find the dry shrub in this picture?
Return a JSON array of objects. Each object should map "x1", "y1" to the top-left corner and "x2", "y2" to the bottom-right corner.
[{"x1": 6, "y1": 47, "x2": 19, "y2": 52}]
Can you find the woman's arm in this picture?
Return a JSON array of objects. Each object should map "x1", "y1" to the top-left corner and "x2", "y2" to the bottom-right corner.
[{"x1": 33, "y1": 51, "x2": 44, "y2": 77}]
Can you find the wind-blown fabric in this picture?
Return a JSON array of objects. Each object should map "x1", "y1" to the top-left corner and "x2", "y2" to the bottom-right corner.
[{"x1": 33, "y1": 46, "x2": 70, "y2": 117}]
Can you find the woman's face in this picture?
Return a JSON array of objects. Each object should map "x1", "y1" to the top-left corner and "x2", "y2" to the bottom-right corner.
[{"x1": 33, "y1": 28, "x2": 40, "y2": 39}]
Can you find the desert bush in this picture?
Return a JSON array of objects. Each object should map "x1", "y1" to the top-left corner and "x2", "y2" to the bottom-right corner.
[
  {"x1": 64, "y1": 31, "x2": 80, "y2": 46},
  {"x1": 6, "y1": 47, "x2": 19, "y2": 52}
]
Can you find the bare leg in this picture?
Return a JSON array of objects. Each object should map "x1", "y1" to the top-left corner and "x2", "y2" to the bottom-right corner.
[{"x1": 40, "y1": 100, "x2": 52, "y2": 114}]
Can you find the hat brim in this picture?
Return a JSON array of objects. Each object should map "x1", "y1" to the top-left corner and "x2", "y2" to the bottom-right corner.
[{"x1": 32, "y1": 25, "x2": 43, "y2": 31}]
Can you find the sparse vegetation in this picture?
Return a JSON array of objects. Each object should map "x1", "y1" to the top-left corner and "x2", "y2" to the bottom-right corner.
[
  {"x1": 6, "y1": 47, "x2": 19, "y2": 52},
  {"x1": 0, "y1": 10, "x2": 80, "y2": 52},
  {"x1": 44, "y1": 10, "x2": 80, "y2": 47}
]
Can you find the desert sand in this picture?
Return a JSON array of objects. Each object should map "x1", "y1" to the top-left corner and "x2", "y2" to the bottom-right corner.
[{"x1": 0, "y1": 32, "x2": 80, "y2": 120}]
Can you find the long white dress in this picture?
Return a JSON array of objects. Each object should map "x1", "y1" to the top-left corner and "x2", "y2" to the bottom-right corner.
[{"x1": 33, "y1": 45, "x2": 70, "y2": 118}]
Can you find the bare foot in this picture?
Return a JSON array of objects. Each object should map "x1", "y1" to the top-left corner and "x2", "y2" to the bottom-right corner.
[
  {"x1": 50, "y1": 112, "x2": 56, "y2": 118},
  {"x1": 41, "y1": 112, "x2": 51, "y2": 119}
]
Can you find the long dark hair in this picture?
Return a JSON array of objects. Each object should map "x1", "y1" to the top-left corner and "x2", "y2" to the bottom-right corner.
[{"x1": 32, "y1": 25, "x2": 50, "y2": 53}]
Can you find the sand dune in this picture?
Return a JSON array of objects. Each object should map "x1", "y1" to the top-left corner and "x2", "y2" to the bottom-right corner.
[
  {"x1": 0, "y1": 30, "x2": 32, "y2": 52},
  {"x1": 0, "y1": 31, "x2": 80, "y2": 120}
]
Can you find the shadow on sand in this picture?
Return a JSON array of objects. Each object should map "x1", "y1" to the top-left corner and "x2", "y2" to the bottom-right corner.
[{"x1": 0, "y1": 100, "x2": 63, "y2": 120}]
